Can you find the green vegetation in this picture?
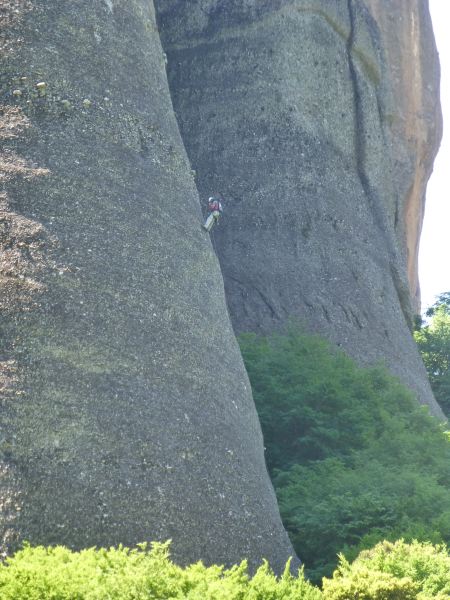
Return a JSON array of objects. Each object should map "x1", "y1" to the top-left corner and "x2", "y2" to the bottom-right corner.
[
  {"x1": 3, "y1": 540, "x2": 450, "y2": 599},
  {"x1": 415, "y1": 292, "x2": 450, "y2": 418},
  {"x1": 0, "y1": 541, "x2": 321, "y2": 600},
  {"x1": 323, "y1": 540, "x2": 450, "y2": 599},
  {"x1": 239, "y1": 328, "x2": 450, "y2": 582}
]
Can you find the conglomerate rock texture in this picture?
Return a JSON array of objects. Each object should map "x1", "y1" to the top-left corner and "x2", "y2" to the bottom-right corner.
[
  {"x1": 0, "y1": 0, "x2": 296, "y2": 570},
  {"x1": 156, "y1": 0, "x2": 444, "y2": 418},
  {"x1": 365, "y1": 0, "x2": 442, "y2": 312}
]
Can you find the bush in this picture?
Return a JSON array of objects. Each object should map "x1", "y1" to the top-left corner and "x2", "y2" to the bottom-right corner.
[
  {"x1": 0, "y1": 541, "x2": 322, "y2": 600},
  {"x1": 322, "y1": 540, "x2": 450, "y2": 599},
  {"x1": 324, "y1": 565, "x2": 418, "y2": 600},
  {"x1": 239, "y1": 328, "x2": 450, "y2": 582},
  {"x1": 3, "y1": 539, "x2": 450, "y2": 599}
]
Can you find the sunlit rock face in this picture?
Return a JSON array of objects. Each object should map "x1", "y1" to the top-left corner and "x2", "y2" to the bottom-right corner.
[
  {"x1": 156, "y1": 0, "x2": 444, "y2": 419},
  {"x1": 364, "y1": 0, "x2": 442, "y2": 313},
  {"x1": 0, "y1": 0, "x2": 296, "y2": 571}
]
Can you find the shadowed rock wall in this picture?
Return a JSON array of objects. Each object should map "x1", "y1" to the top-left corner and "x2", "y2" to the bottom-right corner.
[
  {"x1": 0, "y1": 0, "x2": 296, "y2": 570},
  {"x1": 156, "y1": 0, "x2": 444, "y2": 419}
]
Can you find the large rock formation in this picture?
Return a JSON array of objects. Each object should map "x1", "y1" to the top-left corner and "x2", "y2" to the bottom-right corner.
[
  {"x1": 1, "y1": 0, "x2": 444, "y2": 571},
  {"x1": 365, "y1": 0, "x2": 442, "y2": 312},
  {"x1": 156, "y1": 0, "x2": 444, "y2": 418},
  {"x1": 0, "y1": 0, "x2": 296, "y2": 570}
]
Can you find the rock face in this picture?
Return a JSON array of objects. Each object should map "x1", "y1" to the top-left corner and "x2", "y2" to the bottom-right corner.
[
  {"x1": 0, "y1": 0, "x2": 296, "y2": 570},
  {"x1": 156, "y1": 0, "x2": 444, "y2": 418},
  {"x1": 364, "y1": 0, "x2": 442, "y2": 313}
]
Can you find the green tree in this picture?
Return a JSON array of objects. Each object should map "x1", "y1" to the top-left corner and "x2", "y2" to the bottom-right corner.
[
  {"x1": 415, "y1": 293, "x2": 450, "y2": 417},
  {"x1": 239, "y1": 328, "x2": 450, "y2": 583}
]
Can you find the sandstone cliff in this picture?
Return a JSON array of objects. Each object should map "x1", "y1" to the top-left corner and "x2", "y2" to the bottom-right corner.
[
  {"x1": 156, "y1": 0, "x2": 444, "y2": 418},
  {"x1": 0, "y1": 0, "x2": 295, "y2": 570}
]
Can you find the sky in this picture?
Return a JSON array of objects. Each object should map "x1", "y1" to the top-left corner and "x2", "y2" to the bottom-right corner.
[{"x1": 418, "y1": 0, "x2": 450, "y2": 312}]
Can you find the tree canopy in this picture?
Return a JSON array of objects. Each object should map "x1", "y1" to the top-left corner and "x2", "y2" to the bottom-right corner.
[
  {"x1": 415, "y1": 293, "x2": 450, "y2": 417},
  {"x1": 239, "y1": 328, "x2": 450, "y2": 582}
]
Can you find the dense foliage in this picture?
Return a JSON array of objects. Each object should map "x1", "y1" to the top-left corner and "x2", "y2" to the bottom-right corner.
[
  {"x1": 415, "y1": 292, "x2": 450, "y2": 417},
  {"x1": 0, "y1": 542, "x2": 321, "y2": 600},
  {"x1": 3, "y1": 540, "x2": 450, "y2": 599},
  {"x1": 239, "y1": 329, "x2": 450, "y2": 582},
  {"x1": 323, "y1": 540, "x2": 450, "y2": 599}
]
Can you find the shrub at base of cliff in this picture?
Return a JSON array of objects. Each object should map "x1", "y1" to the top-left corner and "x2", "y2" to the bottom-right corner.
[
  {"x1": 0, "y1": 541, "x2": 322, "y2": 600},
  {"x1": 323, "y1": 540, "x2": 450, "y2": 599},
  {"x1": 3, "y1": 540, "x2": 450, "y2": 599},
  {"x1": 239, "y1": 329, "x2": 450, "y2": 582}
]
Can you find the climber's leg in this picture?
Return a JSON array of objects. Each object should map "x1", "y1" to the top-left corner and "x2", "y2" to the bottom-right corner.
[{"x1": 203, "y1": 213, "x2": 215, "y2": 231}]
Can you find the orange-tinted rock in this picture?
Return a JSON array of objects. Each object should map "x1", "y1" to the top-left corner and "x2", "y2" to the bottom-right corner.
[{"x1": 365, "y1": 0, "x2": 442, "y2": 312}]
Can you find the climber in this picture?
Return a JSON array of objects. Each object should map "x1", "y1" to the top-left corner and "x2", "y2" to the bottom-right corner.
[{"x1": 203, "y1": 195, "x2": 223, "y2": 232}]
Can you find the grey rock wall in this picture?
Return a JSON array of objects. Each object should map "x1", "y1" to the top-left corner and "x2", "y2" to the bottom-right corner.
[
  {"x1": 155, "y1": 0, "x2": 444, "y2": 419},
  {"x1": 0, "y1": 0, "x2": 296, "y2": 570}
]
